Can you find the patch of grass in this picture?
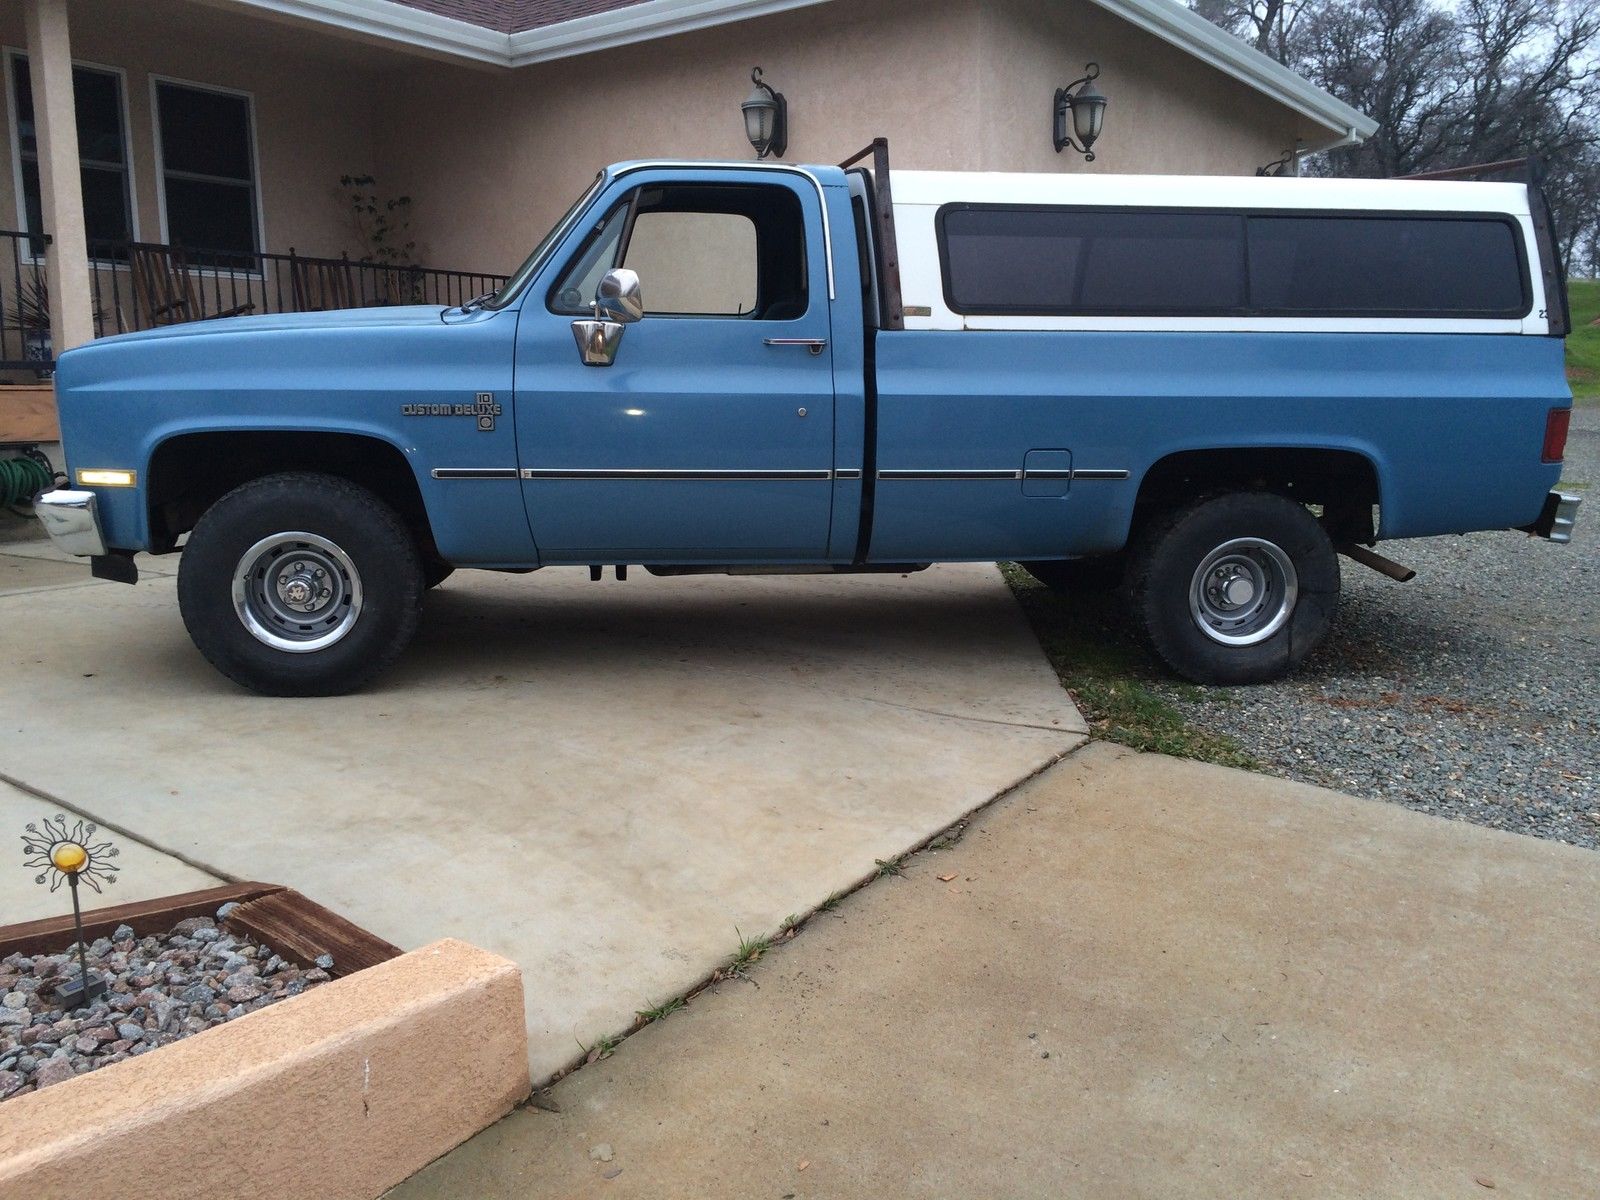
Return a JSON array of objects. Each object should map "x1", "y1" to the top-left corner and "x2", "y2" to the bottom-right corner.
[
  {"x1": 635, "y1": 996, "x2": 686, "y2": 1024},
  {"x1": 725, "y1": 926, "x2": 773, "y2": 975},
  {"x1": 817, "y1": 890, "x2": 846, "y2": 913},
  {"x1": 873, "y1": 856, "x2": 906, "y2": 878},
  {"x1": 1001, "y1": 563, "x2": 1259, "y2": 770},
  {"x1": 1568, "y1": 278, "x2": 1600, "y2": 405}
]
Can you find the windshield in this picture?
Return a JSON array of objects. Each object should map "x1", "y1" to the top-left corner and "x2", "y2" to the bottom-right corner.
[{"x1": 480, "y1": 172, "x2": 605, "y2": 310}]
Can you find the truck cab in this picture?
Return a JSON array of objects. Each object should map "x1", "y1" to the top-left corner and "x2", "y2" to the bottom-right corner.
[{"x1": 36, "y1": 146, "x2": 1579, "y2": 695}]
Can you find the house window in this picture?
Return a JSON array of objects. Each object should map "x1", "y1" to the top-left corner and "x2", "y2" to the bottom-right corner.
[
  {"x1": 8, "y1": 53, "x2": 133, "y2": 258},
  {"x1": 153, "y1": 79, "x2": 259, "y2": 267}
]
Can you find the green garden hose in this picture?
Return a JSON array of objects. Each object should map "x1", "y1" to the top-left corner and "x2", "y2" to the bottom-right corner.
[{"x1": 0, "y1": 452, "x2": 54, "y2": 508}]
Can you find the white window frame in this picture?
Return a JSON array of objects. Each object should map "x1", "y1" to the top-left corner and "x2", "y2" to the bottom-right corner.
[
  {"x1": 3, "y1": 47, "x2": 139, "y2": 265},
  {"x1": 149, "y1": 73, "x2": 266, "y2": 277}
]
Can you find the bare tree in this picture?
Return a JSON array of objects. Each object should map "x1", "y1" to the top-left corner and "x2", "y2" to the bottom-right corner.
[
  {"x1": 1192, "y1": 0, "x2": 1600, "y2": 273},
  {"x1": 1190, "y1": 0, "x2": 1306, "y2": 62},
  {"x1": 1294, "y1": 0, "x2": 1465, "y2": 177}
]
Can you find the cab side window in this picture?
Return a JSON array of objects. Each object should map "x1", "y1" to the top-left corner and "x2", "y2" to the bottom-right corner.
[{"x1": 550, "y1": 182, "x2": 808, "y2": 320}]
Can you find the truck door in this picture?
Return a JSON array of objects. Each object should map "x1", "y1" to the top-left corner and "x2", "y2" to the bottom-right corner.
[{"x1": 513, "y1": 171, "x2": 836, "y2": 561}]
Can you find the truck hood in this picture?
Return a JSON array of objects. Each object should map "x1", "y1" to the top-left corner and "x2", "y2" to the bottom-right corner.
[{"x1": 86, "y1": 305, "x2": 454, "y2": 347}]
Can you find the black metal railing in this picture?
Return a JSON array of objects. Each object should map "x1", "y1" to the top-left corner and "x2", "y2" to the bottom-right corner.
[
  {"x1": 0, "y1": 229, "x2": 54, "y2": 373},
  {"x1": 0, "y1": 228, "x2": 508, "y2": 373}
]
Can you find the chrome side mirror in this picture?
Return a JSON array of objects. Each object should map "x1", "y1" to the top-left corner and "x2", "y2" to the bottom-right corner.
[
  {"x1": 571, "y1": 269, "x2": 643, "y2": 366},
  {"x1": 595, "y1": 268, "x2": 643, "y2": 323}
]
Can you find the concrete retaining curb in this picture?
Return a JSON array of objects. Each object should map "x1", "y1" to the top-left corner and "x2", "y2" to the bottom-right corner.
[{"x1": 0, "y1": 938, "x2": 530, "y2": 1199}]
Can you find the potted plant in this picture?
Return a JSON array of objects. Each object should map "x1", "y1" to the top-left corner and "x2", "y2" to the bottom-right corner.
[
  {"x1": 7, "y1": 276, "x2": 106, "y2": 378},
  {"x1": 10, "y1": 275, "x2": 53, "y2": 376}
]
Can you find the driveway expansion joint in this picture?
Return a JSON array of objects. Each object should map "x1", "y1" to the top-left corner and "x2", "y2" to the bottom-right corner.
[
  {"x1": 843, "y1": 692, "x2": 1089, "y2": 737},
  {"x1": 0, "y1": 769, "x2": 235, "y2": 885}
]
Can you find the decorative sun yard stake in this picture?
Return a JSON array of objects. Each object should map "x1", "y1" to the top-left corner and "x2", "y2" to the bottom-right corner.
[{"x1": 21, "y1": 815, "x2": 120, "y2": 1008}]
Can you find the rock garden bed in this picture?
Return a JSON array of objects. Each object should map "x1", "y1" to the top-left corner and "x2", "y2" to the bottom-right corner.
[
  {"x1": 0, "y1": 881, "x2": 401, "y2": 1102},
  {"x1": 0, "y1": 913, "x2": 332, "y2": 1098}
]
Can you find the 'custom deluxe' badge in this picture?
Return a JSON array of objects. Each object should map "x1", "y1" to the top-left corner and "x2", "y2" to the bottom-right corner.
[{"x1": 401, "y1": 392, "x2": 502, "y2": 431}]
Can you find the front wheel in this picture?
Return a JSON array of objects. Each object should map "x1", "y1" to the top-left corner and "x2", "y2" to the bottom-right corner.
[
  {"x1": 178, "y1": 473, "x2": 424, "y2": 696},
  {"x1": 1128, "y1": 492, "x2": 1339, "y2": 685}
]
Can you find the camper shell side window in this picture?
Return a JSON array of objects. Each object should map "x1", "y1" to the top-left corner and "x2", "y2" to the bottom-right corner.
[{"x1": 935, "y1": 204, "x2": 1532, "y2": 321}]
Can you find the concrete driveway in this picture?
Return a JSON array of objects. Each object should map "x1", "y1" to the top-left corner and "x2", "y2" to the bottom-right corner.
[
  {"x1": 398, "y1": 743, "x2": 1600, "y2": 1199},
  {"x1": 0, "y1": 534, "x2": 1085, "y2": 1079}
]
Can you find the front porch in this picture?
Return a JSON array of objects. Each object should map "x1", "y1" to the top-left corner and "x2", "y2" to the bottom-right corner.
[
  {"x1": 0, "y1": 227, "x2": 507, "y2": 377},
  {"x1": 0, "y1": 0, "x2": 499, "y2": 438}
]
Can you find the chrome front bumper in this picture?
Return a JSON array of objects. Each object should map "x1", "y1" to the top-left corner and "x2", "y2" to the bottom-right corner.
[{"x1": 35, "y1": 488, "x2": 108, "y2": 557}]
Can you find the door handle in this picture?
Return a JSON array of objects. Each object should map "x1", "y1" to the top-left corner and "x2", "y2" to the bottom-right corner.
[{"x1": 763, "y1": 338, "x2": 828, "y2": 356}]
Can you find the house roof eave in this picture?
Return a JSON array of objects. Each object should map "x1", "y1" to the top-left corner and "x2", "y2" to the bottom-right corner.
[
  {"x1": 506, "y1": 0, "x2": 833, "y2": 66},
  {"x1": 218, "y1": 0, "x2": 1377, "y2": 144},
  {"x1": 220, "y1": 0, "x2": 513, "y2": 65}
]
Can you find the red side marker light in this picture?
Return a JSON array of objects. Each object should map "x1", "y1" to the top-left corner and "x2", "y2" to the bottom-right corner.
[{"x1": 1542, "y1": 408, "x2": 1570, "y2": 464}]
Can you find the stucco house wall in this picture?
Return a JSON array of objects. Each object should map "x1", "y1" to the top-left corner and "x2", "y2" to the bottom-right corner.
[
  {"x1": 371, "y1": 0, "x2": 1312, "y2": 272},
  {"x1": 372, "y1": 0, "x2": 983, "y2": 271},
  {"x1": 976, "y1": 0, "x2": 1304, "y2": 175}
]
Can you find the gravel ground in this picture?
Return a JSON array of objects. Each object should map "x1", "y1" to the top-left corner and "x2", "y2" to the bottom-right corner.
[
  {"x1": 1159, "y1": 406, "x2": 1600, "y2": 849},
  {"x1": 0, "y1": 910, "x2": 333, "y2": 1100}
]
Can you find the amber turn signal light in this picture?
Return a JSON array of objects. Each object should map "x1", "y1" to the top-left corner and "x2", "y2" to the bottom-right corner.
[{"x1": 75, "y1": 468, "x2": 137, "y2": 488}]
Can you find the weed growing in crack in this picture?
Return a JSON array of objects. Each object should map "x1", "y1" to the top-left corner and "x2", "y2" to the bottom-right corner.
[{"x1": 635, "y1": 996, "x2": 686, "y2": 1024}]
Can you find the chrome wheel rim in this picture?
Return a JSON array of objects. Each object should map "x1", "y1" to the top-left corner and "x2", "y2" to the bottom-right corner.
[
  {"x1": 1188, "y1": 537, "x2": 1298, "y2": 647},
  {"x1": 232, "y1": 532, "x2": 362, "y2": 653}
]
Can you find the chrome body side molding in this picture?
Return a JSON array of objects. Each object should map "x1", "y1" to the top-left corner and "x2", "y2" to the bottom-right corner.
[{"x1": 521, "y1": 468, "x2": 833, "y2": 481}]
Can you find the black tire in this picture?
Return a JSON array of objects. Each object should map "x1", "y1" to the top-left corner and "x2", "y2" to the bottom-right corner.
[
  {"x1": 423, "y1": 559, "x2": 455, "y2": 589},
  {"x1": 1128, "y1": 492, "x2": 1338, "y2": 685},
  {"x1": 1020, "y1": 554, "x2": 1127, "y2": 594},
  {"x1": 177, "y1": 472, "x2": 424, "y2": 696}
]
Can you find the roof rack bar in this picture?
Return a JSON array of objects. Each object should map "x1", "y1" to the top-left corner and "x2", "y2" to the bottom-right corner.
[
  {"x1": 1399, "y1": 157, "x2": 1532, "y2": 181},
  {"x1": 839, "y1": 143, "x2": 878, "y2": 170}
]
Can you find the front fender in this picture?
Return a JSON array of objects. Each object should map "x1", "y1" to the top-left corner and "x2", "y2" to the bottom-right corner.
[{"x1": 53, "y1": 309, "x2": 532, "y2": 562}]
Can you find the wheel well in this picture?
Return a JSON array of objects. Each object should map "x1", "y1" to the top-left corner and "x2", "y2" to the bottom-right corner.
[
  {"x1": 1135, "y1": 447, "x2": 1381, "y2": 541},
  {"x1": 146, "y1": 431, "x2": 435, "y2": 556}
]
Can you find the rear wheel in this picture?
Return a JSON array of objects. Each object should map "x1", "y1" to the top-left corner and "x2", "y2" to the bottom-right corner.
[
  {"x1": 1128, "y1": 492, "x2": 1338, "y2": 685},
  {"x1": 178, "y1": 472, "x2": 423, "y2": 696}
]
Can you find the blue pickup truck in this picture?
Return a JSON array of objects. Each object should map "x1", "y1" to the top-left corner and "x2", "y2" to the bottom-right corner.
[{"x1": 36, "y1": 145, "x2": 1579, "y2": 695}]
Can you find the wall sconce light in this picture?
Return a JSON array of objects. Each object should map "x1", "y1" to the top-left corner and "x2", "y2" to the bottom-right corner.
[
  {"x1": 1054, "y1": 63, "x2": 1107, "y2": 160},
  {"x1": 742, "y1": 67, "x2": 788, "y2": 159}
]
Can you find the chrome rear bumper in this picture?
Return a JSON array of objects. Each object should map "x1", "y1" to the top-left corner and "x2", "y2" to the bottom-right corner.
[
  {"x1": 35, "y1": 488, "x2": 108, "y2": 557},
  {"x1": 1520, "y1": 490, "x2": 1581, "y2": 544}
]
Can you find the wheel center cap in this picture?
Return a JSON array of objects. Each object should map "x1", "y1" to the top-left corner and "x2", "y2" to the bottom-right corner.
[
  {"x1": 1222, "y1": 576, "x2": 1256, "y2": 607},
  {"x1": 281, "y1": 576, "x2": 316, "y2": 608}
]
